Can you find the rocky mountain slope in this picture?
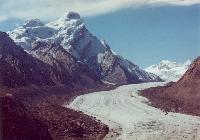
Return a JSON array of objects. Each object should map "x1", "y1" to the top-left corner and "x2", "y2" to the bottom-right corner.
[
  {"x1": 0, "y1": 31, "x2": 101, "y2": 88},
  {"x1": 0, "y1": 31, "x2": 109, "y2": 140},
  {"x1": 145, "y1": 60, "x2": 191, "y2": 82},
  {"x1": 0, "y1": 87, "x2": 109, "y2": 140},
  {"x1": 141, "y1": 57, "x2": 200, "y2": 116},
  {"x1": 8, "y1": 11, "x2": 161, "y2": 84}
]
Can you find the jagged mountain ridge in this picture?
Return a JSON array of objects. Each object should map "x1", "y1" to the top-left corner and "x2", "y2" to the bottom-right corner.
[
  {"x1": 145, "y1": 60, "x2": 191, "y2": 82},
  {"x1": 0, "y1": 31, "x2": 100, "y2": 88},
  {"x1": 8, "y1": 11, "x2": 162, "y2": 84}
]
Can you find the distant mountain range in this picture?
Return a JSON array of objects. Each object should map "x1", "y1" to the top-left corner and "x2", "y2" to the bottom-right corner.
[
  {"x1": 8, "y1": 11, "x2": 161, "y2": 85},
  {"x1": 145, "y1": 60, "x2": 191, "y2": 82},
  {"x1": 142, "y1": 56, "x2": 200, "y2": 116}
]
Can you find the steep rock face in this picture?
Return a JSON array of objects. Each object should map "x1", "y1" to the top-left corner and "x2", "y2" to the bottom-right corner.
[
  {"x1": 141, "y1": 57, "x2": 200, "y2": 116},
  {"x1": 0, "y1": 31, "x2": 101, "y2": 88},
  {"x1": 8, "y1": 12, "x2": 162, "y2": 84},
  {"x1": 145, "y1": 60, "x2": 191, "y2": 82},
  {"x1": 31, "y1": 41, "x2": 101, "y2": 87}
]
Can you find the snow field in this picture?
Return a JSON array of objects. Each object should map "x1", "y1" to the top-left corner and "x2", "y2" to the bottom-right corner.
[{"x1": 66, "y1": 82, "x2": 200, "y2": 140}]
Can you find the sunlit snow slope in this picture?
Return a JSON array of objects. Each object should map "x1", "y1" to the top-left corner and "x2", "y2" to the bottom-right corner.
[
  {"x1": 66, "y1": 82, "x2": 200, "y2": 140},
  {"x1": 145, "y1": 60, "x2": 191, "y2": 82}
]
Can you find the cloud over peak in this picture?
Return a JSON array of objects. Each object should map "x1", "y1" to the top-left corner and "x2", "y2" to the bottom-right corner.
[{"x1": 0, "y1": 0, "x2": 199, "y2": 22}]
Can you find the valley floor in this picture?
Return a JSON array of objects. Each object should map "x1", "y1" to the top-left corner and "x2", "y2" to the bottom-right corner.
[{"x1": 65, "y1": 82, "x2": 200, "y2": 140}]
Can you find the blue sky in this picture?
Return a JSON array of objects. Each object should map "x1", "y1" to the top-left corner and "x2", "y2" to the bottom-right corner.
[
  {"x1": 0, "y1": 1, "x2": 199, "y2": 68},
  {"x1": 84, "y1": 5, "x2": 200, "y2": 67}
]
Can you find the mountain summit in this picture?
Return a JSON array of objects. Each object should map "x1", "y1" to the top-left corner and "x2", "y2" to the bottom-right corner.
[
  {"x1": 145, "y1": 60, "x2": 191, "y2": 82},
  {"x1": 8, "y1": 11, "x2": 162, "y2": 84}
]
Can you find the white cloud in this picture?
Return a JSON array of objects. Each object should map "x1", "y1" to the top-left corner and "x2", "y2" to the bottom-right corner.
[
  {"x1": 0, "y1": 15, "x2": 8, "y2": 22},
  {"x1": 0, "y1": 0, "x2": 199, "y2": 21}
]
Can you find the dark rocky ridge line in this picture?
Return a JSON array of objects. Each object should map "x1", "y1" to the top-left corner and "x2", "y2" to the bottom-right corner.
[{"x1": 141, "y1": 56, "x2": 200, "y2": 116}]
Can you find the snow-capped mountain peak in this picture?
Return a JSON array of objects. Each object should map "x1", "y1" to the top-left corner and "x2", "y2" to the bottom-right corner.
[
  {"x1": 145, "y1": 60, "x2": 191, "y2": 82},
  {"x1": 156, "y1": 60, "x2": 181, "y2": 70},
  {"x1": 8, "y1": 11, "x2": 162, "y2": 84},
  {"x1": 48, "y1": 12, "x2": 83, "y2": 29}
]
